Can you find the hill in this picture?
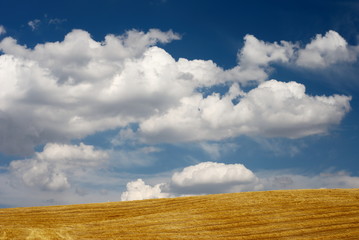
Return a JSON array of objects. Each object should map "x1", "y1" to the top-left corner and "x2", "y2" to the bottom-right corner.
[{"x1": 1, "y1": 189, "x2": 359, "y2": 239}]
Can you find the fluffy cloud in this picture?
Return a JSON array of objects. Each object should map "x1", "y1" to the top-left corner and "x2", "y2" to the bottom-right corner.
[
  {"x1": 239, "y1": 34, "x2": 295, "y2": 67},
  {"x1": 120, "y1": 162, "x2": 359, "y2": 201},
  {"x1": 1, "y1": 28, "x2": 250, "y2": 155},
  {"x1": 0, "y1": 25, "x2": 5, "y2": 35},
  {"x1": 170, "y1": 162, "x2": 260, "y2": 194},
  {"x1": 120, "y1": 178, "x2": 170, "y2": 201},
  {"x1": 171, "y1": 162, "x2": 256, "y2": 186},
  {"x1": 296, "y1": 30, "x2": 357, "y2": 68},
  {"x1": 0, "y1": 29, "x2": 186, "y2": 155},
  {"x1": 238, "y1": 30, "x2": 359, "y2": 71},
  {"x1": 0, "y1": 29, "x2": 354, "y2": 155},
  {"x1": 231, "y1": 34, "x2": 296, "y2": 84},
  {"x1": 138, "y1": 80, "x2": 351, "y2": 143},
  {"x1": 10, "y1": 143, "x2": 108, "y2": 191}
]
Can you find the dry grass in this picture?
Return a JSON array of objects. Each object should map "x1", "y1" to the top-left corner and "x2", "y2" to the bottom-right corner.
[{"x1": 1, "y1": 189, "x2": 359, "y2": 239}]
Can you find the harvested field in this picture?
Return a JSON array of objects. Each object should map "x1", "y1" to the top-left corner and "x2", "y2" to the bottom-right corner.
[{"x1": 1, "y1": 189, "x2": 359, "y2": 239}]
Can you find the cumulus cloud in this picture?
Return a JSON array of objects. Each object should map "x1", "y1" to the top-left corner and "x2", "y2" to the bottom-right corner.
[
  {"x1": 138, "y1": 80, "x2": 351, "y2": 143},
  {"x1": 171, "y1": 162, "x2": 256, "y2": 186},
  {"x1": 120, "y1": 178, "x2": 170, "y2": 201},
  {"x1": 238, "y1": 30, "x2": 359, "y2": 71},
  {"x1": 230, "y1": 34, "x2": 296, "y2": 84},
  {"x1": 239, "y1": 34, "x2": 295, "y2": 67},
  {"x1": 120, "y1": 162, "x2": 359, "y2": 201},
  {"x1": 0, "y1": 29, "x2": 354, "y2": 155},
  {"x1": 0, "y1": 25, "x2": 5, "y2": 35},
  {"x1": 170, "y1": 162, "x2": 260, "y2": 194},
  {"x1": 28, "y1": 19, "x2": 41, "y2": 31},
  {"x1": 0, "y1": 29, "x2": 184, "y2": 155},
  {"x1": 296, "y1": 30, "x2": 357, "y2": 68},
  {"x1": 10, "y1": 143, "x2": 108, "y2": 191}
]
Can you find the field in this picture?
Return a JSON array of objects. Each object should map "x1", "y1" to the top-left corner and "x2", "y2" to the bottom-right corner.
[{"x1": 1, "y1": 189, "x2": 359, "y2": 239}]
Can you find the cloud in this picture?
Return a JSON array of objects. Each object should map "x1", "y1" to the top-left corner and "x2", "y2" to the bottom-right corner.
[
  {"x1": 120, "y1": 162, "x2": 359, "y2": 201},
  {"x1": 231, "y1": 34, "x2": 296, "y2": 84},
  {"x1": 201, "y1": 35, "x2": 295, "y2": 85},
  {"x1": 9, "y1": 143, "x2": 108, "y2": 191},
  {"x1": 238, "y1": 34, "x2": 295, "y2": 67},
  {"x1": 296, "y1": 30, "x2": 358, "y2": 68},
  {"x1": 239, "y1": 30, "x2": 359, "y2": 71},
  {"x1": 170, "y1": 162, "x2": 260, "y2": 194},
  {"x1": 138, "y1": 80, "x2": 351, "y2": 143},
  {"x1": 171, "y1": 162, "x2": 256, "y2": 186},
  {"x1": 28, "y1": 19, "x2": 41, "y2": 31},
  {"x1": 120, "y1": 178, "x2": 170, "y2": 201},
  {"x1": 0, "y1": 29, "x2": 354, "y2": 156},
  {"x1": 0, "y1": 29, "x2": 183, "y2": 155},
  {"x1": 0, "y1": 25, "x2": 5, "y2": 35}
]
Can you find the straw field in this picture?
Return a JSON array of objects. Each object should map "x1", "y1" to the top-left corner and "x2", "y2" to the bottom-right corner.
[{"x1": 1, "y1": 189, "x2": 359, "y2": 239}]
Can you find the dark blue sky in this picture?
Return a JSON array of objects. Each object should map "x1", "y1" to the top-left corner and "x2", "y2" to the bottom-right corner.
[
  {"x1": 3, "y1": 0, "x2": 359, "y2": 60},
  {"x1": 0, "y1": 0, "x2": 359, "y2": 207}
]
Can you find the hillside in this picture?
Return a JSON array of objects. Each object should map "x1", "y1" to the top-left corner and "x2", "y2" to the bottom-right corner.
[{"x1": 1, "y1": 189, "x2": 359, "y2": 239}]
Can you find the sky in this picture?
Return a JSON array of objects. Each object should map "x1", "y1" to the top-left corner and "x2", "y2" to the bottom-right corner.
[{"x1": 1, "y1": 0, "x2": 359, "y2": 208}]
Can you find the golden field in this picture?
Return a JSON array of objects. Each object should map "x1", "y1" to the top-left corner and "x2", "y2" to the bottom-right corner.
[{"x1": 1, "y1": 189, "x2": 359, "y2": 239}]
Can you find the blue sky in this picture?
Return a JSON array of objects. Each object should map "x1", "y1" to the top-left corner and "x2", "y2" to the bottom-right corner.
[{"x1": 1, "y1": 0, "x2": 359, "y2": 207}]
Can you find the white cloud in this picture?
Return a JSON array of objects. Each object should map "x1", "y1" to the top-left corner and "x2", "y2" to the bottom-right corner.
[
  {"x1": 230, "y1": 34, "x2": 296, "y2": 84},
  {"x1": 138, "y1": 80, "x2": 351, "y2": 143},
  {"x1": 170, "y1": 162, "x2": 260, "y2": 194},
  {"x1": 0, "y1": 29, "x2": 185, "y2": 155},
  {"x1": 0, "y1": 29, "x2": 354, "y2": 156},
  {"x1": 28, "y1": 19, "x2": 41, "y2": 31},
  {"x1": 238, "y1": 34, "x2": 295, "y2": 67},
  {"x1": 0, "y1": 25, "x2": 6, "y2": 35},
  {"x1": 120, "y1": 178, "x2": 170, "y2": 201},
  {"x1": 296, "y1": 30, "x2": 357, "y2": 68},
  {"x1": 171, "y1": 162, "x2": 256, "y2": 186},
  {"x1": 238, "y1": 30, "x2": 359, "y2": 71},
  {"x1": 0, "y1": 29, "x2": 268, "y2": 155},
  {"x1": 10, "y1": 143, "x2": 108, "y2": 191}
]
